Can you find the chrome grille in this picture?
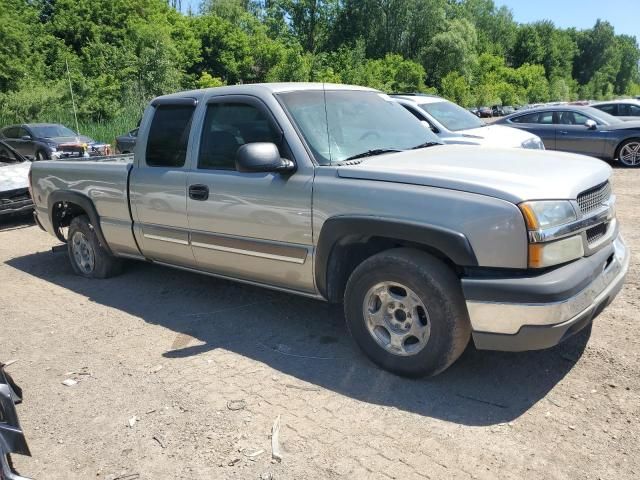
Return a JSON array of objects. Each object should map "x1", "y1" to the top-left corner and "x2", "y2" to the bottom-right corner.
[
  {"x1": 586, "y1": 222, "x2": 608, "y2": 244},
  {"x1": 577, "y1": 182, "x2": 611, "y2": 215}
]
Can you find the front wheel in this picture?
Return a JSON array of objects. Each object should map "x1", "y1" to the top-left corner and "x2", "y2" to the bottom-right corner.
[
  {"x1": 617, "y1": 139, "x2": 640, "y2": 168},
  {"x1": 67, "y1": 215, "x2": 122, "y2": 278},
  {"x1": 35, "y1": 150, "x2": 47, "y2": 161},
  {"x1": 344, "y1": 248, "x2": 471, "y2": 377}
]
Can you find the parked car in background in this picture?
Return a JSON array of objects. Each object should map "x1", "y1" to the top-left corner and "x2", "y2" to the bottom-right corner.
[
  {"x1": 496, "y1": 105, "x2": 640, "y2": 167},
  {"x1": 592, "y1": 99, "x2": 640, "y2": 122},
  {"x1": 31, "y1": 83, "x2": 629, "y2": 377},
  {"x1": 477, "y1": 106, "x2": 492, "y2": 118},
  {"x1": 0, "y1": 140, "x2": 33, "y2": 217},
  {"x1": 0, "y1": 123, "x2": 110, "y2": 160},
  {"x1": 392, "y1": 94, "x2": 545, "y2": 149},
  {"x1": 115, "y1": 128, "x2": 138, "y2": 153}
]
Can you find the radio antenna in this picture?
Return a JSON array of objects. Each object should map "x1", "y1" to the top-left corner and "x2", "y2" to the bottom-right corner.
[{"x1": 66, "y1": 59, "x2": 81, "y2": 134}]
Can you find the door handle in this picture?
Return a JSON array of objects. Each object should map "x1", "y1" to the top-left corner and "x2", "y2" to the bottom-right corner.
[
  {"x1": 188, "y1": 184, "x2": 209, "y2": 201},
  {"x1": 559, "y1": 130, "x2": 569, "y2": 135}
]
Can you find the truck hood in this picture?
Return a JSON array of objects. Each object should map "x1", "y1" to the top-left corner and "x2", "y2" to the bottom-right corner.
[
  {"x1": 0, "y1": 161, "x2": 31, "y2": 193},
  {"x1": 336, "y1": 145, "x2": 611, "y2": 204},
  {"x1": 455, "y1": 124, "x2": 539, "y2": 147}
]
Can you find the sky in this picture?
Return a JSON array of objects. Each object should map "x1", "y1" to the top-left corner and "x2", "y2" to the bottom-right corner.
[
  {"x1": 494, "y1": 0, "x2": 638, "y2": 39},
  {"x1": 182, "y1": 0, "x2": 638, "y2": 40}
]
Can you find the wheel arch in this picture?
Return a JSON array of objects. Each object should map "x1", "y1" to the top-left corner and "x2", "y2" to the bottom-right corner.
[
  {"x1": 47, "y1": 190, "x2": 113, "y2": 254},
  {"x1": 615, "y1": 136, "x2": 640, "y2": 161},
  {"x1": 315, "y1": 216, "x2": 478, "y2": 303}
]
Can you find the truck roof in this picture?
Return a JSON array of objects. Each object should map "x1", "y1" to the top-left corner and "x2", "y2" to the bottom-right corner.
[{"x1": 154, "y1": 82, "x2": 378, "y2": 102}]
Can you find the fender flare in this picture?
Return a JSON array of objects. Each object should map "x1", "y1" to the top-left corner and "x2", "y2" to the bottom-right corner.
[
  {"x1": 47, "y1": 190, "x2": 113, "y2": 255},
  {"x1": 315, "y1": 216, "x2": 478, "y2": 300}
]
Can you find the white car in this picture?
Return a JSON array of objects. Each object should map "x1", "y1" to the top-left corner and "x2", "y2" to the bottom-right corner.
[
  {"x1": 0, "y1": 140, "x2": 33, "y2": 217},
  {"x1": 392, "y1": 94, "x2": 545, "y2": 150}
]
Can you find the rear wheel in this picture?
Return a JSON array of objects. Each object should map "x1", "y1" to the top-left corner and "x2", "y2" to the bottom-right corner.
[
  {"x1": 67, "y1": 215, "x2": 122, "y2": 278},
  {"x1": 35, "y1": 150, "x2": 47, "y2": 161},
  {"x1": 617, "y1": 139, "x2": 640, "y2": 167},
  {"x1": 344, "y1": 248, "x2": 471, "y2": 377}
]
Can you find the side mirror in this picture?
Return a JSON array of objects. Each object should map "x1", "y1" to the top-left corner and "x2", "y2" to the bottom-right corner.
[
  {"x1": 584, "y1": 119, "x2": 597, "y2": 130},
  {"x1": 21, "y1": 135, "x2": 31, "y2": 141},
  {"x1": 236, "y1": 143, "x2": 295, "y2": 174}
]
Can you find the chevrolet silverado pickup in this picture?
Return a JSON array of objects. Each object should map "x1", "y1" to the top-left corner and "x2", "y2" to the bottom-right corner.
[{"x1": 30, "y1": 83, "x2": 630, "y2": 377}]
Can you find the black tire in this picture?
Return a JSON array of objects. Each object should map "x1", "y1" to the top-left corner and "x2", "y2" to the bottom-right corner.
[
  {"x1": 35, "y1": 150, "x2": 48, "y2": 161},
  {"x1": 344, "y1": 248, "x2": 471, "y2": 377},
  {"x1": 616, "y1": 138, "x2": 640, "y2": 168},
  {"x1": 67, "y1": 215, "x2": 122, "y2": 278}
]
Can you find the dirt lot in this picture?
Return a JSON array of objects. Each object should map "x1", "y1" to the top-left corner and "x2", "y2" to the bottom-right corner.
[{"x1": 1, "y1": 168, "x2": 639, "y2": 480}]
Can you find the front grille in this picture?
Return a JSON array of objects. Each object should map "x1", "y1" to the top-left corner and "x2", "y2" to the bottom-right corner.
[
  {"x1": 586, "y1": 222, "x2": 608, "y2": 244},
  {"x1": 0, "y1": 188, "x2": 32, "y2": 212},
  {"x1": 577, "y1": 181, "x2": 611, "y2": 215}
]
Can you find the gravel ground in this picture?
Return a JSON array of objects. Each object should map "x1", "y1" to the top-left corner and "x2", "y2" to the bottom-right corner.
[{"x1": 1, "y1": 167, "x2": 638, "y2": 480}]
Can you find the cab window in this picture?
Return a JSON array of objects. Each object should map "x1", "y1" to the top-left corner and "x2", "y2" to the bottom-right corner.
[
  {"x1": 198, "y1": 102, "x2": 281, "y2": 170},
  {"x1": 146, "y1": 104, "x2": 195, "y2": 168}
]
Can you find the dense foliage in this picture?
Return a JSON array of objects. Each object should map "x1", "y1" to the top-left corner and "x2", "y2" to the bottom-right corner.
[{"x1": 1, "y1": 0, "x2": 638, "y2": 140}]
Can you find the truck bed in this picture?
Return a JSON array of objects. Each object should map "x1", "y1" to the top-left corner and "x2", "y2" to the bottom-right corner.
[{"x1": 30, "y1": 154, "x2": 140, "y2": 257}]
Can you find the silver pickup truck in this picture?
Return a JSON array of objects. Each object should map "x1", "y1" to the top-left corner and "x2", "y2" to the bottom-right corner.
[{"x1": 30, "y1": 83, "x2": 630, "y2": 377}]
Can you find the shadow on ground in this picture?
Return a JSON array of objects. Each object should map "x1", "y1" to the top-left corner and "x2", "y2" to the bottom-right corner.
[
  {"x1": 6, "y1": 249, "x2": 590, "y2": 426},
  {"x1": 0, "y1": 213, "x2": 34, "y2": 232}
]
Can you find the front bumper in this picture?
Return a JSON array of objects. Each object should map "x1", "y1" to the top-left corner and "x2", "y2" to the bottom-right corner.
[
  {"x1": 463, "y1": 234, "x2": 630, "y2": 351},
  {"x1": 0, "y1": 190, "x2": 33, "y2": 217},
  {"x1": 0, "y1": 365, "x2": 31, "y2": 480}
]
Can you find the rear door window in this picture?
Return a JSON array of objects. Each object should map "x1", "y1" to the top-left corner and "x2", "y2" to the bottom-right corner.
[
  {"x1": 511, "y1": 112, "x2": 553, "y2": 124},
  {"x1": 596, "y1": 104, "x2": 617, "y2": 115},
  {"x1": 146, "y1": 104, "x2": 196, "y2": 167}
]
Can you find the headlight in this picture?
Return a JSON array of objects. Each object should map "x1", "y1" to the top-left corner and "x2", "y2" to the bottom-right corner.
[
  {"x1": 520, "y1": 200, "x2": 582, "y2": 268},
  {"x1": 519, "y1": 201, "x2": 577, "y2": 230},
  {"x1": 528, "y1": 235, "x2": 584, "y2": 268},
  {"x1": 521, "y1": 137, "x2": 545, "y2": 150}
]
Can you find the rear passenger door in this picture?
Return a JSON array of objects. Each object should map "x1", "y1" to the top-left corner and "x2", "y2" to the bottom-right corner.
[
  {"x1": 129, "y1": 98, "x2": 198, "y2": 267},
  {"x1": 185, "y1": 95, "x2": 314, "y2": 293},
  {"x1": 508, "y1": 112, "x2": 557, "y2": 149}
]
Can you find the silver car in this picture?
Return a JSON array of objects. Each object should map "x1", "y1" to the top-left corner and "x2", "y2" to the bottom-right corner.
[{"x1": 591, "y1": 99, "x2": 640, "y2": 122}]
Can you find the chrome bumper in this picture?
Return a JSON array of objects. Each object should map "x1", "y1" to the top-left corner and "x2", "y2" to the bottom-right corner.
[{"x1": 465, "y1": 234, "x2": 629, "y2": 345}]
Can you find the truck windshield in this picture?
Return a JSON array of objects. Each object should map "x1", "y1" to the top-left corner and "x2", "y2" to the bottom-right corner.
[
  {"x1": 30, "y1": 125, "x2": 78, "y2": 138},
  {"x1": 419, "y1": 101, "x2": 485, "y2": 131},
  {"x1": 277, "y1": 90, "x2": 440, "y2": 165}
]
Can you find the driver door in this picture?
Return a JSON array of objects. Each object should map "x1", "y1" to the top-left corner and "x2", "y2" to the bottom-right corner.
[{"x1": 186, "y1": 95, "x2": 314, "y2": 293}]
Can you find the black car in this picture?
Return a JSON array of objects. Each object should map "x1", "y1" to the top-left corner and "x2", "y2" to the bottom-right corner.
[
  {"x1": 0, "y1": 123, "x2": 110, "y2": 160},
  {"x1": 496, "y1": 105, "x2": 640, "y2": 167},
  {"x1": 0, "y1": 364, "x2": 31, "y2": 479},
  {"x1": 115, "y1": 128, "x2": 138, "y2": 154},
  {"x1": 477, "y1": 106, "x2": 492, "y2": 118}
]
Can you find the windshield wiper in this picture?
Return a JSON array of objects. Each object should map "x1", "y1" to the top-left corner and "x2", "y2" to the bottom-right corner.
[
  {"x1": 410, "y1": 141, "x2": 442, "y2": 150},
  {"x1": 343, "y1": 148, "x2": 404, "y2": 161}
]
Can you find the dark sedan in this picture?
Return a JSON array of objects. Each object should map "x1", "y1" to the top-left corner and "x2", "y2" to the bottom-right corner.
[
  {"x1": 0, "y1": 123, "x2": 110, "y2": 160},
  {"x1": 496, "y1": 106, "x2": 640, "y2": 167},
  {"x1": 115, "y1": 128, "x2": 138, "y2": 154}
]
